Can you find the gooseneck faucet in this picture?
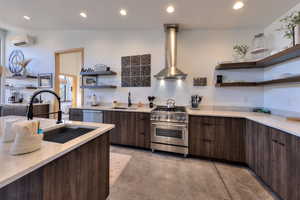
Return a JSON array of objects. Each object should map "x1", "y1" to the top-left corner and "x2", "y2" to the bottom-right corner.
[{"x1": 27, "y1": 90, "x2": 63, "y2": 124}]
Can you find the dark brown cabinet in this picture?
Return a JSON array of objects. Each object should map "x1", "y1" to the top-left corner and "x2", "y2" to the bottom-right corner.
[
  {"x1": 0, "y1": 132, "x2": 110, "y2": 200},
  {"x1": 189, "y1": 116, "x2": 245, "y2": 163},
  {"x1": 103, "y1": 111, "x2": 150, "y2": 149},
  {"x1": 0, "y1": 104, "x2": 50, "y2": 118},
  {"x1": 246, "y1": 120, "x2": 299, "y2": 200},
  {"x1": 69, "y1": 108, "x2": 83, "y2": 121}
]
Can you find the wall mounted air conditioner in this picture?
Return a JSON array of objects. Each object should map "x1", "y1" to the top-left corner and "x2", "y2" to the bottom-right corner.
[{"x1": 10, "y1": 35, "x2": 34, "y2": 46}]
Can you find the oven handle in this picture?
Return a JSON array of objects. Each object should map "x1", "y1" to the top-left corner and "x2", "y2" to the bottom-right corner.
[{"x1": 151, "y1": 123, "x2": 187, "y2": 127}]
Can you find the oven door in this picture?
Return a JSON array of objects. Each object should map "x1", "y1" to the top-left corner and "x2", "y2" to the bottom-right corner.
[{"x1": 151, "y1": 122, "x2": 188, "y2": 147}]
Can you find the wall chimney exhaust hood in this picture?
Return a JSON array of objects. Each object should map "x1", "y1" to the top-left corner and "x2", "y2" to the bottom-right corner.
[{"x1": 154, "y1": 24, "x2": 187, "y2": 80}]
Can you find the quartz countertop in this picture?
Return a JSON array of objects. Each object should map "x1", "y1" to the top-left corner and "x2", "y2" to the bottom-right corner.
[
  {"x1": 0, "y1": 117, "x2": 114, "y2": 189},
  {"x1": 73, "y1": 105, "x2": 155, "y2": 113},
  {"x1": 187, "y1": 109, "x2": 300, "y2": 138},
  {"x1": 73, "y1": 105, "x2": 300, "y2": 137}
]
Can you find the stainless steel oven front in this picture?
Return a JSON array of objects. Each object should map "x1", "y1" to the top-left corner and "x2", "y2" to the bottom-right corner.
[{"x1": 151, "y1": 122, "x2": 188, "y2": 147}]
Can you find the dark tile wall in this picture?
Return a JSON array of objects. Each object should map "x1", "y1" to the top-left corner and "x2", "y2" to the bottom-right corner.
[{"x1": 121, "y1": 54, "x2": 151, "y2": 87}]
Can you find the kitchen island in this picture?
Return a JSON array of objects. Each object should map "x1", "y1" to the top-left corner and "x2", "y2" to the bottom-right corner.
[{"x1": 0, "y1": 117, "x2": 114, "y2": 200}]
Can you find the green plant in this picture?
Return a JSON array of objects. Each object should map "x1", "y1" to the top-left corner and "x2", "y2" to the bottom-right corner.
[
  {"x1": 233, "y1": 45, "x2": 249, "y2": 57},
  {"x1": 277, "y1": 11, "x2": 300, "y2": 40}
]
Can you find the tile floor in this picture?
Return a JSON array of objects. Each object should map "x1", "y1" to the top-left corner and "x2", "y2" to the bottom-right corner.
[{"x1": 109, "y1": 145, "x2": 278, "y2": 200}]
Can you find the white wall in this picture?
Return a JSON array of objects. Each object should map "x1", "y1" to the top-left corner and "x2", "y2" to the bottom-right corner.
[
  {"x1": 264, "y1": 2, "x2": 300, "y2": 115},
  {"x1": 5, "y1": 28, "x2": 264, "y2": 107}
]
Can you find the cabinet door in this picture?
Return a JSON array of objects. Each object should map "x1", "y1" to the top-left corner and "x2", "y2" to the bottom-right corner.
[
  {"x1": 69, "y1": 109, "x2": 83, "y2": 121},
  {"x1": 189, "y1": 116, "x2": 216, "y2": 158},
  {"x1": 135, "y1": 113, "x2": 151, "y2": 149},
  {"x1": 103, "y1": 111, "x2": 121, "y2": 144},
  {"x1": 245, "y1": 120, "x2": 257, "y2": 170},
  {"x1": 222, "y1": 118, "x2": 245, "y2": 163},
  {"x1": 270, "y1": 129, "x2": 298, "y2": 200},
  {"x1": 257, "y1": 123, "x2": 271, "y2": 185}
]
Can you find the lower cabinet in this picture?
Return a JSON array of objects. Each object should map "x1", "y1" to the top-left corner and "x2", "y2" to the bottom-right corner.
[
  {"x1": 103, "y1": 111, "x2": 151, "y2": 149},
  {"x1": 246, "y1": 120, "x2": 299, "y2": 200},
  {"x1": 189, "y1": 116, "x2": 245, "y2": 163},
  {"x1": 69, "y1": 108, "x2": 83, "y2": 121}
]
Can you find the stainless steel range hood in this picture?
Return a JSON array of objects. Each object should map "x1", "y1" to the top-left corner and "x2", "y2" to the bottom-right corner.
[{"x1": 154, "y1": 24, "x2": 187, "y2": 80}]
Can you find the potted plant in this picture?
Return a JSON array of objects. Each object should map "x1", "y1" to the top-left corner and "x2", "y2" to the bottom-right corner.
[
  {"x1": 233, "y1": 44, "x2": 249, "y2": 61},
  {"x1": 277, "y1": 11, "x2": 300, "y2": 46}
]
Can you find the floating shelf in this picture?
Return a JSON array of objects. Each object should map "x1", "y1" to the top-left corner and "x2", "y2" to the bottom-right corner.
[
  {"x1": 216, "y1": 75, "x2": 300, "y2": 87},
  {"x1": 5, "y1": 85, "x2": 38, "y2": 90},
  {"x1": 80, "y1": 85, "x2": 117, "y2": 89},
  {"x1": 80, "y1": 71, "x2": 117, "y2": 76},
  {"x1": 216, "y1": 82, "x2": 257, "y2": 87},
  {"x1": 216, "y1": 45, "x2": 300, "y2": 70},
  {"x1": 6, "y1": 75, "x2": 38, "y2": 80}
]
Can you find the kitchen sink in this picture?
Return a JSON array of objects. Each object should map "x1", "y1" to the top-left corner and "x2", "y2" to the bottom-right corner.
[{"x1": 43, "y1": 125, "x2": 96, "y2": 144}]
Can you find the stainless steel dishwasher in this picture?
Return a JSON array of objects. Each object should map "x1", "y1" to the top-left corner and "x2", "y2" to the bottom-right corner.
[{"x1": 82, "y1": 110, "x2": 103, "y2": 123}]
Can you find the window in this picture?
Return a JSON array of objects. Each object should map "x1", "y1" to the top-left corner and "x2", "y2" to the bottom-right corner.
[
  {"x1": 0, "y1": 29, "x2": 6, "y2": 104},
  {"x1": 59, "y1": 75, "x2": 73, "y2": 102}
]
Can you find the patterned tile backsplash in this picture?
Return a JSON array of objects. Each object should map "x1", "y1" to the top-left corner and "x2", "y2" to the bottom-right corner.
[{"x1": 121, "y1": 54, "x2": 151, "y2": 87}]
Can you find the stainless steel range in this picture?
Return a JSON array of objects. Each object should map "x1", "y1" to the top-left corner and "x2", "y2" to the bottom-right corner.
[{"x1": 150, "y1": 105, "x2": 188, "y2": 157}]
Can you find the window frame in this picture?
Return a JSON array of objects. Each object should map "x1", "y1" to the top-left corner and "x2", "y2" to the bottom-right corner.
[{"x1": 0, "y1": 29, "x2": 6, "y2": 104}]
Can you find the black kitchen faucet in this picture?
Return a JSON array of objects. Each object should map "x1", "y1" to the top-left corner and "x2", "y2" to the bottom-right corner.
[{"x1": 27, "y1": 90, "x2": 63, "y2": 124}]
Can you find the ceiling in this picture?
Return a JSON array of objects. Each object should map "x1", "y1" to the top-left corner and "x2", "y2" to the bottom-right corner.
[{"x1": 0, "y1": 0, "x2": 299, "y2": 30}]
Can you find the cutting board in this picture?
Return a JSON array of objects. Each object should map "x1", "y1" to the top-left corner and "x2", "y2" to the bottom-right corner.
[{"x1": 286, "y1": 117, "x2": 300, "y2": 122}]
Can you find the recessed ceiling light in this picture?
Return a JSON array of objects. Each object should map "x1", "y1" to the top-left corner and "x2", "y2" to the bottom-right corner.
[
  {"x1": 23, "y1": 16, "x2": 31, "y2": 20},
  {"x1": 233, "y1": 1, "x2": 244, "y2": 10},
  {"x1": 120, "y1": 9, "x2": 127, "y2": 16},
  {"x1": 166, "y1": 5, "x2": 175, "y2": 13},
  {"x1": 80, "y1": 12, "x2": 87, "y2": 18}
]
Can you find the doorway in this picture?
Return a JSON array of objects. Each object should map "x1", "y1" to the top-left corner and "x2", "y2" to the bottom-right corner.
[{"x1": 54, "y1": 48, "x2": 84, "y2": 119}]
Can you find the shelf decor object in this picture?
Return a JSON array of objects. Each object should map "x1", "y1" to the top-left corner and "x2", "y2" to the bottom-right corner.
[
  {"x1": 215, "y1": 75, "x2": 300, "y2": 87},
  {"x1": 121, "y1": 54, "x2": 151, "y2": 87},
  {"x1": 216, "y1": 45, "x2": 300, "y2": 70},
  {"x1": 38, "y1": 73, "x2": 53, "y2": 88}
]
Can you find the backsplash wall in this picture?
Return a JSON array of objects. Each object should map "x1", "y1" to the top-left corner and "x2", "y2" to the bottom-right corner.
[
  {"x1": 264, "y1": 2, "x2": 300, "y2": 115},
  {"x1": 5, "y1": 28, "x2": 264, "y2": 107}
]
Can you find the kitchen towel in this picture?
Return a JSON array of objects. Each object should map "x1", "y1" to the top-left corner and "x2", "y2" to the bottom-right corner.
[{"x1": 10, "y1": 120, "x2": 43, "y2": 155}]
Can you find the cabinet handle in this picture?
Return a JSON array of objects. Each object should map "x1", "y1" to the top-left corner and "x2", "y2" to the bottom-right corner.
[
  {"x1": 278, "y1": 142, "x2": 285, "y2": 146},
  {"x1": 272, "y1": 139, "x2": 278, "y2": 143}
]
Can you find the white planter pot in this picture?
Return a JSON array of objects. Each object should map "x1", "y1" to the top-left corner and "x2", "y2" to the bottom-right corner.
[{"x1": 294, "y1": 25, "x2": 300, "y2": 45}]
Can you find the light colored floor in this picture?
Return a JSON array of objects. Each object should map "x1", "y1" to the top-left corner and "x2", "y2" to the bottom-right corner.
[{"x1": 109, "y1": 145, "x2": 278, "y2": 200}]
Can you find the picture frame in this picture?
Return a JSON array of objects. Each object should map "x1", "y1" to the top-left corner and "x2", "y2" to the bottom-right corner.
[
  {"x1": 38, "y1": 73, "x2": 53, "y2": 88},
  {"x1": 82, "y1": 76, "x2": 97, "y2": 86}
]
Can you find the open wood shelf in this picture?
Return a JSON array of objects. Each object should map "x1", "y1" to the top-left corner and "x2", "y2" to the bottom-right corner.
[
  {"x1": 80, "y1": 71, "x2": 117, "y2": 76},
  {"x1": 216, "y1": 75, "x2": 300, "y2": 87},
  {"x1": 80, "y1": 85, "x2": 117, "y2": 89},
  {"x1": 6, "y1": 75, "x2": 38, "y2": 80},
  {"x1": 216, "y1": 45, "x2": 300, "y2": 70}
]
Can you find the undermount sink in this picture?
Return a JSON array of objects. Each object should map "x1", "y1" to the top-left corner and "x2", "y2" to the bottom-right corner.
[{"x1": 43, "y1": 125, "x2": 96, "y2": 144}]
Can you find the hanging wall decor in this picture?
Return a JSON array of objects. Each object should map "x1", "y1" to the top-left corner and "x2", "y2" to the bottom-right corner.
[
  {"x1": 8, "y1": 50, "x2": 32, "y2": 76},
  {"x1": 121, "y1": 54, "x2": 151, "y2": 87}
]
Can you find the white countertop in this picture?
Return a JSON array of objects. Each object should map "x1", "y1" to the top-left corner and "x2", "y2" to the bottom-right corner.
[
  {"x1": 187, "y1": 109, "x2": 300, "y2": 138},
  {"x1": 0, "y1": 117, "x2": 114, "y2": 189},
  {"x1": 74, "y1": 105, "x2": 154, "y2": 113}
]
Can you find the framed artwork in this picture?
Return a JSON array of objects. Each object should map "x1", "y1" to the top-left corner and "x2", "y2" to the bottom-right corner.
[{"x1": 38, "y1": 73, "x2": 53, "y2": 88}]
